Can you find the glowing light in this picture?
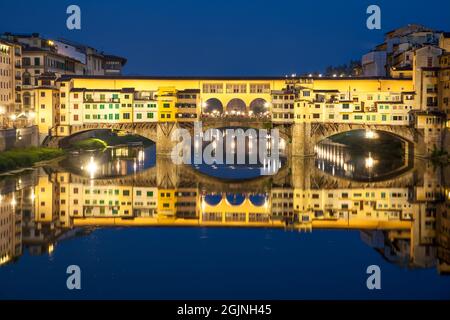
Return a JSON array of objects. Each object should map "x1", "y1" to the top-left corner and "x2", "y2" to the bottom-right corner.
[
  {"x1": 48, "y1": 244, "x2": 54, "y2": 254},
  {"x1": 85, "y1": 156, "x2": 98, "y2": 179},
  {"x1": 11, "y1": 196, "x2": 16, "y2": 207},
  {"x1": 365, "y1": 153, "x2": 374, "y2": 169},
  {"x1": 0, "y1": 254, "x2": 11, "y2": 265},
  {"x1": 30, "y1": 190, "x2": 35, "y2": 202},
  {"x1": 10, "y1": 114, "x2": 16, "y2": 121},
  {"x1": 365, "y1": 130, "x2": 376, "y2": 139},
  {"x1": 138, "y1": 150, "x2": 145, "y2": 162}
]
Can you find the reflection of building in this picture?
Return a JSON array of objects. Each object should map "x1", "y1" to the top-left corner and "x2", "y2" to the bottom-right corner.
[
  {"x1": 0, "y1": 159, "x2": 448, "y2": 275},
  {"x1": 0, "y1": 193, "x2": 21, "y2": 266}
]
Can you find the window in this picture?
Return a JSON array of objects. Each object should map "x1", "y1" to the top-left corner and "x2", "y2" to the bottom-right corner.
[
  {"x1": 40, "y1": 92, "x2": 45, "y2": 97},
  {"x1": 147, "y1": 113, "x2": 153, "y2": 119},
  {"x1": 202, "y1": 83, "x2": 223, "y2": 93},
  {"x1": 136, "y1": 113, "x2": 142, "y2": 119},
  {"x1": 342, "y1": 114, "x2": 349, "y2": 120},
  {"x1": 249, "y1": 83, "x2": 270, "y2": 93},
  {"x1": 34, "y1": 57, "x2": 40, "y2": 66},
  {"x1": 73, "y1": 115, "x2": 79, "y2": 121},
  {"x1": 226, "y1": 83, "x2": 247, "y2": 94},
  {"x1": 123, "y1": 113, "x2": 130, "y2": 120}
]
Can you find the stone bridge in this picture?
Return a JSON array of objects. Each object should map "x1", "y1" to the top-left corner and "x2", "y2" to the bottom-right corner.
[
  {"x1": 52, "y1": 120, "x2": 426, "y2": 158},
  {"x1": 291, "y1": 122, "x2": 425, "y2": 157}
]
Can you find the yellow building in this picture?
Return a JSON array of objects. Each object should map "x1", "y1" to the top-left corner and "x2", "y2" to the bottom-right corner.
[
  {"x1": 34, "y1": 73, "x2": 60, "y2": 138},
  {"x1": 156, "y1": 87, "x2": 177, "y2": 122}
]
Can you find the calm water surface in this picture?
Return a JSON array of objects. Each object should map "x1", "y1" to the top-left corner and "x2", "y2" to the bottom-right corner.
[{"x1": 0, "y1": 133, "x2": 449, "y2": 299}]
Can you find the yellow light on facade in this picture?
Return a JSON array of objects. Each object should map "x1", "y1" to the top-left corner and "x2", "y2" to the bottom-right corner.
[{"x1": 48, "y1": 40, "x2": 54, "y2": 46}]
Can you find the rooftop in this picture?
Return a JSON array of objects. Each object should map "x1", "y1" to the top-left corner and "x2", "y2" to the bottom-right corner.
[{"x1": 58, "y1": 75, "x2": 413, "y2": 82}]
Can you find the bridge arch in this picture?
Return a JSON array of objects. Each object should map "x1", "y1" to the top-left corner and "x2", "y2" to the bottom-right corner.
[
  {"x1": 315, "y1": 128, "x2": 414, "y2": 146},
  {"x1": 59, "y1": 127, "x2": 156, "y2": 149},
  {"x1": 204, "y1": 98, "x2": 224, "y2": 114},
  {"x1": 249, "y1": 98, "x2": 268, "y2": 115},
  {"x1": 226, "y1": 98, "x2": 246, "y2": 114}
]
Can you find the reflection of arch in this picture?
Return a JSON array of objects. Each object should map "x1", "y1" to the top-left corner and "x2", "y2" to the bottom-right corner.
[
  {"x1": 249, "y1": 98, "x2": 267, "y2": 115},
  {"x1": 249, "y1": 194, "x2": 267, "y2": 206},
  {"x1": 204, "y1": 194, "x2": 222, "y2": 206},
  {"x1": 226, "y1": 98, "x2": 246, "y2": 113},
  {"x1": 226, "y1": 193, "x2": 245, "y2": 206},
  {"x1": 204, "y1": 98, "x2": 223, "y2": 114}
]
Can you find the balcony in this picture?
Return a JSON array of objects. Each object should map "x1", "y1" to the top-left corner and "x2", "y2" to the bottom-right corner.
[
  {"x1": 15, "y1": 75, "x2": 21, "y2": 80},
  {"x1": 426, "y1": 88, "x2": 438, "y2": 94}
]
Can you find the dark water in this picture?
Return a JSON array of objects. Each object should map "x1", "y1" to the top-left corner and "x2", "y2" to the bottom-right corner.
[{"x1": 0, "y1": 133, "x2": 449, "y2": 300}]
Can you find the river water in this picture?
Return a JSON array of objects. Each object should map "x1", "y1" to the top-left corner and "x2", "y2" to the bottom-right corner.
[{"x1": 0, "y1": 132, "x2": 449, "y2": 299}]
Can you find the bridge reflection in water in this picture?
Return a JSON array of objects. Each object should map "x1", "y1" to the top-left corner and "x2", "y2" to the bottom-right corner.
[{"x1": 1, "y1": 148, "x2": 449, "y2": 275}]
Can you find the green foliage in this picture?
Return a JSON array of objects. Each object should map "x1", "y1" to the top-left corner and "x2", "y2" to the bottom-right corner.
[
  {"x1": 72, "y1": 138, "x2": 108, "y2": 150},
  {"x1": 0, "y1": 147, "x2": 65, "y2": 173}
]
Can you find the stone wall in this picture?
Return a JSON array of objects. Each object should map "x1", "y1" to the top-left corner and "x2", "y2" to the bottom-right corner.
[{"x1": 0, "y1": 126, "x2": 39, "y2": 152}]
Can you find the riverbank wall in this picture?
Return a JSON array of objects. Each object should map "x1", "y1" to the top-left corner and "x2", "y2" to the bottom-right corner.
[{"x1": 0, "y1": 126, "x2": 39, "y2": 152}]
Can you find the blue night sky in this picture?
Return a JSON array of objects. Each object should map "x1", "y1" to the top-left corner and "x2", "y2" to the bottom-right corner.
[{"x1": 0, "y1": 0, "x2": 449, "y2": 76}]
